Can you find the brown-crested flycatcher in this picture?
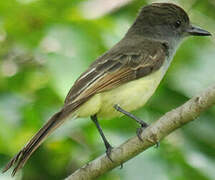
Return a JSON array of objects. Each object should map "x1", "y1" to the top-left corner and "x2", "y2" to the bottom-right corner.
[{"x1": 3, "y1": 3, "x2": 211, "y2": 176}]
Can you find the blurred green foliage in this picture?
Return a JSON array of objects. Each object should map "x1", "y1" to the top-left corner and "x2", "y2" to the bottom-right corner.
[{"x1": 0, "y1": 0, "x2": 215, "y2": 179}]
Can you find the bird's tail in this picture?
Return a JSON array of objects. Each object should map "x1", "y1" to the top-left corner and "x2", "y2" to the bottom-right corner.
[{"x1": 2, "y1": 107, "x2": 76, "y2": 176}]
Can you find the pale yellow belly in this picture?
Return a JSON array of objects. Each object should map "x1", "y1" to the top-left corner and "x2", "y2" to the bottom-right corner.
[{"x1": 76, "y1": 68, "x2": 164, "y2": 119}]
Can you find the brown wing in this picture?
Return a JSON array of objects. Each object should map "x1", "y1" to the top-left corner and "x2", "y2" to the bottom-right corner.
[{"x1": 64, "y1": 40, "x2": 167, "y2": 106}]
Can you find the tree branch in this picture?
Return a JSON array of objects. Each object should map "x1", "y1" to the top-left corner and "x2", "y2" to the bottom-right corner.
[{"x1": 66, "y1": 85, "x2": 215, "y2": 180}]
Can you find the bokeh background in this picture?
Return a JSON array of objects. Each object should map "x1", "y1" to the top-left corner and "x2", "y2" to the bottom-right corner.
[{"x1": 0, "y1": 0, "x2": 215, "y2": 179}]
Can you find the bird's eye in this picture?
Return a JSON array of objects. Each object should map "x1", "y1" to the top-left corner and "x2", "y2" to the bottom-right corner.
[{"x1": 174, "y1": 20, "x2": 181, "y2": 28}]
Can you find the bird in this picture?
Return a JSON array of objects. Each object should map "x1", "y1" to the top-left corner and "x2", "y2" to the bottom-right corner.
[{"x1": 3, "y1": 3, "x2": 211, "y2": 176}]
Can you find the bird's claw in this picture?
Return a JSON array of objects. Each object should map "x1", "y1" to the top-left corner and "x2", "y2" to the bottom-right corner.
[
  {"x1": 136, "y1": 122, "x2": 148, "y2": 141},
  {"x1": 105, "y1": 145, "x2": 114, "y2": 162}
]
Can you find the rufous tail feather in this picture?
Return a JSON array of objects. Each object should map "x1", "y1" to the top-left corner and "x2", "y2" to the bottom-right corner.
[{"x1": 2, "y1": 108, "x2": 75, "y2": 176}]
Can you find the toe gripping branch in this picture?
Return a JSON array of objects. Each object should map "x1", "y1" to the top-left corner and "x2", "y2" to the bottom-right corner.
[{"x1": 114, "y1": 104, "x2": 149, "y2": 141}]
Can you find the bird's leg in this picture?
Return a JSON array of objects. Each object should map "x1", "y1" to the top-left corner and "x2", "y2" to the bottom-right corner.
[
  {"x1": 114, "y1": 104, "x2": 148, "y2": 141},
  {"x1": 91, "y1": 114, "x2": 113, "y2": 162}
]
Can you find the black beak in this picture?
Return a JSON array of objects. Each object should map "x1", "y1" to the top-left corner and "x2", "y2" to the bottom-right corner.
[{"x1": 187, "y1": 25, "x2": 211, "y2": 36}]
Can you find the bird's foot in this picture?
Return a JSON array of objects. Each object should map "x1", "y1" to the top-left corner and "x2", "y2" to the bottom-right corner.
[
  {"x1": 136, "y1": 121, "x2": 148, "y2": 141},
  {"x1": 105, "y1": 143, "x2": 114, "y2": 162}
]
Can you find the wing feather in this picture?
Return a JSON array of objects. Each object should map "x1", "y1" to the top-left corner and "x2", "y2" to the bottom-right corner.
[{"x1": 64, "y1": 41, "x2": 167, "y2": 106}]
